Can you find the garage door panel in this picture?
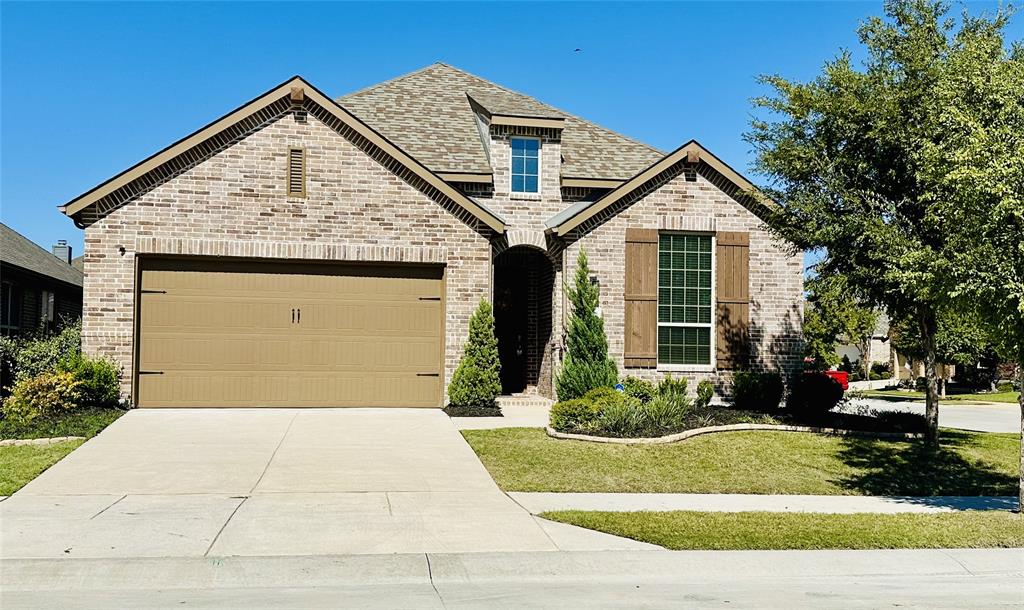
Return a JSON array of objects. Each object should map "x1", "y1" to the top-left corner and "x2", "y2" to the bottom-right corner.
[{"x1": 137, "y1": 259, "x2": 444, "y2": 408}]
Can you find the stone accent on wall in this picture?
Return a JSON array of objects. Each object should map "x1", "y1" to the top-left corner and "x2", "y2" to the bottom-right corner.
[{"x1": 83, "y1": 110, "x2": 491, "y2": 401}]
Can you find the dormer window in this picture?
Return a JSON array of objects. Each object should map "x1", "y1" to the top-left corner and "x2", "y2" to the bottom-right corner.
[{"x1": 510, "y1": 137, "x2": 540, "y2": 193}]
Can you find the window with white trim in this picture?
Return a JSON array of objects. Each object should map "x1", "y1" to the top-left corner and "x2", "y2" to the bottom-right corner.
[
  {"x1": 40, "y1": 290, "x2": 55, "y2": 326},
  {"x1": 658, "y1": 233, "x2": 713, "y2": 365},
  {"x1": 510, "y1": 137, "x2": 539, "y2": 193}
]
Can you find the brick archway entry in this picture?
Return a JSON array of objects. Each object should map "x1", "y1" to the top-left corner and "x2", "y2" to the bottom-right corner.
[{"x1": 493, "y1": 246, "x2": 554, "y2": 396}]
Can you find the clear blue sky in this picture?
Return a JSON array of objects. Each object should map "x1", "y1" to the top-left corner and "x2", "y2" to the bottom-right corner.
[{"x1": 2, "y1": 1, "x2": 1019, "y2": 260}]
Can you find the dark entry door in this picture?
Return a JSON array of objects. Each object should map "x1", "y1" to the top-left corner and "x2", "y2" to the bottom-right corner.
[{"x1": 494, "y1": 264, "x2": 528, "y2": 394}]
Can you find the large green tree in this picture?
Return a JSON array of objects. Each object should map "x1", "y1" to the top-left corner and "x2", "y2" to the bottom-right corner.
[
  {"x1": 746, "y1": 0, "x2": 1012, "y2": 443},
  {"x1": 919, "y1": 11, "x2": 1023, "y2": 506}
]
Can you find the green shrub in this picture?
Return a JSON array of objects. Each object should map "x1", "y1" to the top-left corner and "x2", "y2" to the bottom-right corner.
[
  {"x1": 9, "y1": 321, "x2": 81, "y2": 382},
  {"x1": 880, "y1": 371, "x2": 893, "y2": 379},
  {"x1": 869, "y1": 371, "x2": 881, "y2": 381},
  {"x1": 995, "y1": 381, "x2": 1015, "y2": 393},
  {"x1": 555, "y1": 250, "x2": 618, "y2": 400},
  {"x1": 596, "y1": 395, "x2": 645, "y2": 437},
  {"x1": 447, "y1": 300, "x2": 502, "y2": 409},
  {"x1": 549, "y1": 397, "x2": 600, "y2": 433},
  {"x1": 2, "y1": 371, "x2": 82, "y2": 423},
  {"x1": 787, "y1": 372, "x2": 844, "y2": 417},
  {"x1": 621, "y1": 376, "x2": 655, "y2": 403},
  {"x1": 641, "y1": 393, "x2": 692, "y2": 434},
  {"x1": 695, "y1": 379, "x2": 714, "y2": 408},
  {"x1": 914, "y1": 376, "x2": 928, "y2": 392},
  {"x1": 657, "y1": 375, "x2": 688, "y2": 401},
  {"x1": 732, "y1": 370, "x2": 784, "y2": 411},
  {"x1": 58, "y1": 353, "x2": 120, "y2": 409}
]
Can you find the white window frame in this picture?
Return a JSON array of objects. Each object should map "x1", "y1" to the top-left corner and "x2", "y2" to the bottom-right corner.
[
  {"x1": 656, "y1": 232, "x2": 716, "y2": 372},
  {"x1": 40, "y1": 290, "x2": 55, "y2": 325},
  {"x1": 509, "y1": 136, "x2": 541, "y2": 196}
]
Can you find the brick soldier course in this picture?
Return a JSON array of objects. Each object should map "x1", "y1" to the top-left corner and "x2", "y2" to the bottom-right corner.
[{"x1": 62, "y1": 64, "x2": 802, "y2": 406}]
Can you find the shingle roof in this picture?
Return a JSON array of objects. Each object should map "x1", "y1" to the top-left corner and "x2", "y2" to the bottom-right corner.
[
  {"x1": 1, "y1": 223, "x2": 83, "y2": 288},
  {"x1": 337, "y1": 63, "x2": 664, "y2": 180}
]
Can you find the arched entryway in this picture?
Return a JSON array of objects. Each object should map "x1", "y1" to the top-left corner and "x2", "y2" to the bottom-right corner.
[{"x1": 493, "y1": 246, "x2": 555, "y2": 396}]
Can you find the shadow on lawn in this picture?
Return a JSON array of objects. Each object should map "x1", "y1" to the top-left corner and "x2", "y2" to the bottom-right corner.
[{"x1": 835, "y1": 429, "x2": 1018, "y2": 497}]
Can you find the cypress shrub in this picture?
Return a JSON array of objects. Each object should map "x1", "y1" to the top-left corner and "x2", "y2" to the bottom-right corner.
[
  {"x1": 555, "y1": 249, "x2": 618, "y2": 401},
  {"x1": 447, "y1": 300, "x2": 502, "y2": 409}
]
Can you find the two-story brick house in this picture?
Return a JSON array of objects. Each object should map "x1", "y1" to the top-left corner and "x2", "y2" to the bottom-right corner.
[{"x1": 60, "y1": 64, "x2": 803, "y2": 408}]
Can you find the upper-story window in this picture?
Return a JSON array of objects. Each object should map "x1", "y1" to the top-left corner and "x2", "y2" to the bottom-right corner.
[{"x1": 510, "y1": 137, "x2": 540, "y2": 193}]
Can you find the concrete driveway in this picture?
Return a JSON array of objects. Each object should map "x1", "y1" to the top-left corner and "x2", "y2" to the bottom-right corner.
[{"x1": 1, "y1": 409, "x2": 650, "y2": 559}]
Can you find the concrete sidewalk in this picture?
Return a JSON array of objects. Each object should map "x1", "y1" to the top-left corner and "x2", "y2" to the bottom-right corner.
[
  {"x1": 511, "y1": 492, "x2": 1020, "y2": 514},
  {"x1": 3, "y1": 549, "x2": 1021, "y2": 608}
]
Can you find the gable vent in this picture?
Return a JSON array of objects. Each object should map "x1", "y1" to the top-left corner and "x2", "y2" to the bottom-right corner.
[{"x1": 287, "y1": 147, "x2": 306, "y2": 197}]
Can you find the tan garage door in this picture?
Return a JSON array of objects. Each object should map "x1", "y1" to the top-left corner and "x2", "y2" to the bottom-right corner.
[{"x1": 136, "y1": 258, "x2": 444, "y2": 408}]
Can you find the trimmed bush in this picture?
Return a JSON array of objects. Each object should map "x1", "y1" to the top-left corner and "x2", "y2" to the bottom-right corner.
[
  {"x1": 550, "y1": 384, "x2": 693, "y2": 438},
  {"x1": 621, "y1": 376, "x2": 655, "y2": 403},
  {"x1": 58, "y1": 354, "x2": 120, "y2": 409},
  {"x1": 549, "y1": 397, "x2": 600, "y2": 433},
  {"x1": 732, "y1": 370, "x2": 784, "y2": 411},
  {"x1": 787, "y1": 372, "x2": 844, "y2": 416},
  {"x1": 995, "y1": 381, "x2": 1015, "y2": 393},
  {"x1": 555, "y1": 249, "x2": 617, "y2": 400},
  {"x1": 2, "y1": 371, "x2": 82, "y2": 423},
  {"x1": 447, "y1": 300, "x2": 502, "y2": 409},
  {"x1": 695, "y1": 379, "x2": 714, "y2": 409}
]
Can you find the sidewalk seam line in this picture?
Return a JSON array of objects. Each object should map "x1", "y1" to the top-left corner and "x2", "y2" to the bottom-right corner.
[
  {"x1": 203, "y1": 496, "x2": 248, "y2": 558},
  {"x1": 425, "y1": 553, "x2": 447, "y2": 609},
  {"x1": 249, "y1": 411, "x2": 299, "y2": 494},
  {"x1": 89, "y1": 494, "x2": 127, "y2": 519}
]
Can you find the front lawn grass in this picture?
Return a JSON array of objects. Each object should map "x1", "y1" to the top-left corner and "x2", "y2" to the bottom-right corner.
[
  {"x1": 0, "y1": 408, "x2": 124, "y2": 440},
  {"x1": 463, "y1": 428, "x2": 1019, "y2": 495},
  {"x1": 541, "y1": 510, "x2": 1024, "y2": 550},
  {"x1": 863, "y1": 389, "x2": 1020, "y2": 404},
  {"x1": 0, "y1": 440, "x2": 83, "y2": 496}
]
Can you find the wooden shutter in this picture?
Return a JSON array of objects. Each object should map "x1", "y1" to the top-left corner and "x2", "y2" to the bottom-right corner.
[
  {"x1": 624, "y1": 228, "x2": 658, "y2": 368},
  {"x1": 716, "y1": 232, "x2": 750, "y2": 369}
]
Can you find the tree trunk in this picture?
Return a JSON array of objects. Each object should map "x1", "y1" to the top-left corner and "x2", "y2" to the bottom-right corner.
[
  {"x1": 918, "y1": 309, "x2": 940, "y2": 445},
  {"x1": 858, "y1": 337, "x2": 871, "y2": 379},
  {"x1": 1017, "y1": 360, "x2": 1023, "y2": 513}
]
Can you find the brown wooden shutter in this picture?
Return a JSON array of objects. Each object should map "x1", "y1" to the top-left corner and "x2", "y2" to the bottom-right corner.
[
  {"x1": 716, "y1": 232, "x2": 750, "y2": 370},
  {"x1": 624, "y1": 228, "x2": 658, "y2": 368}
]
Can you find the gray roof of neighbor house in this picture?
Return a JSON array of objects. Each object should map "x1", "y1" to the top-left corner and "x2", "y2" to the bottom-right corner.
[
  {"x1": 337, "y1": 63, "x2": 665, "y2": 180},
  {"x1": 0, "y1": 223, "x2": 83, "y2": 288}
]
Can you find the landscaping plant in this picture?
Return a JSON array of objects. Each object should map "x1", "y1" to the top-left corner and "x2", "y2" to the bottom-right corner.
[
  {"x1": 731, "y1": 371, "x2": 784, "y2": 412},
  {"x1": 2, "y1": 371, "x2": 82, "y2": 423},
  {"x1": 621, "y1": 376, "x2": 655, "y2": 404},
  {"x1": 787, "y1": 372, "x2": 845, "y2": 417},
  {"x1": 555, "y1": 249, "x2": 617, "y2": 400},
  {"x1": 695, "y1": 379, "x2": 715, "y2": 409},
  {"x1": 447, "y1": 299, "x2": 502, "y2": 410}
]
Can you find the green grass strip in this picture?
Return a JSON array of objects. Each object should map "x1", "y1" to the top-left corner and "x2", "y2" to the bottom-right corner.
[{"x1": 542, "y1": 510, "x2": 1024, "y2": 550}]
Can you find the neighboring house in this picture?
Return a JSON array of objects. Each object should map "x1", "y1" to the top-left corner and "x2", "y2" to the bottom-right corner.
[
  {"x1": 59, "y1": 64, "x2": 803, "y2": 408},
  {"x1": 1, "y1": 223, "x2": 83, "y2": 336},
  {"x1": 837, "y1": 313, "x2": 954, "y2": 383}
]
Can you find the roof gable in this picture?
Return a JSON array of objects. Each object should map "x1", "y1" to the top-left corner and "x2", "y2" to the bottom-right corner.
[
  {"x1": 337, "y1": 63, "x2": 663, "y2": 180},
  {"x1": 0, "y1": 224, "x2": 83, "y2": 288},
  {"x1": 60, "y1": 76, "x2": 505, "y2": 233},
  {"x1": 548, "y1": 140, "x2": 774, "y2": 236}
]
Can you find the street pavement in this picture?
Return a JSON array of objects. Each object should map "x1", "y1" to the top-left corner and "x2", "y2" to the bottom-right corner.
[
  {"x1": 3, "y1": 549, "x2": 1021, "y2": 608},
  {"x1": 850, "y1": 397, "x2": 1019, "y2": 433}
]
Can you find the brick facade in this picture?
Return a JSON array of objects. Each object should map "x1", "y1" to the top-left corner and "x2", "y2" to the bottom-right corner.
[
  {"x1": 80, "y1": 93, "x2": 802, "y2": 405},
  {"x1": 559, "y1": 165, "x2": 804, "y2": 392},
  {"x1": 82, "y1": 109, "x2": 491, "y2": 400}
]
